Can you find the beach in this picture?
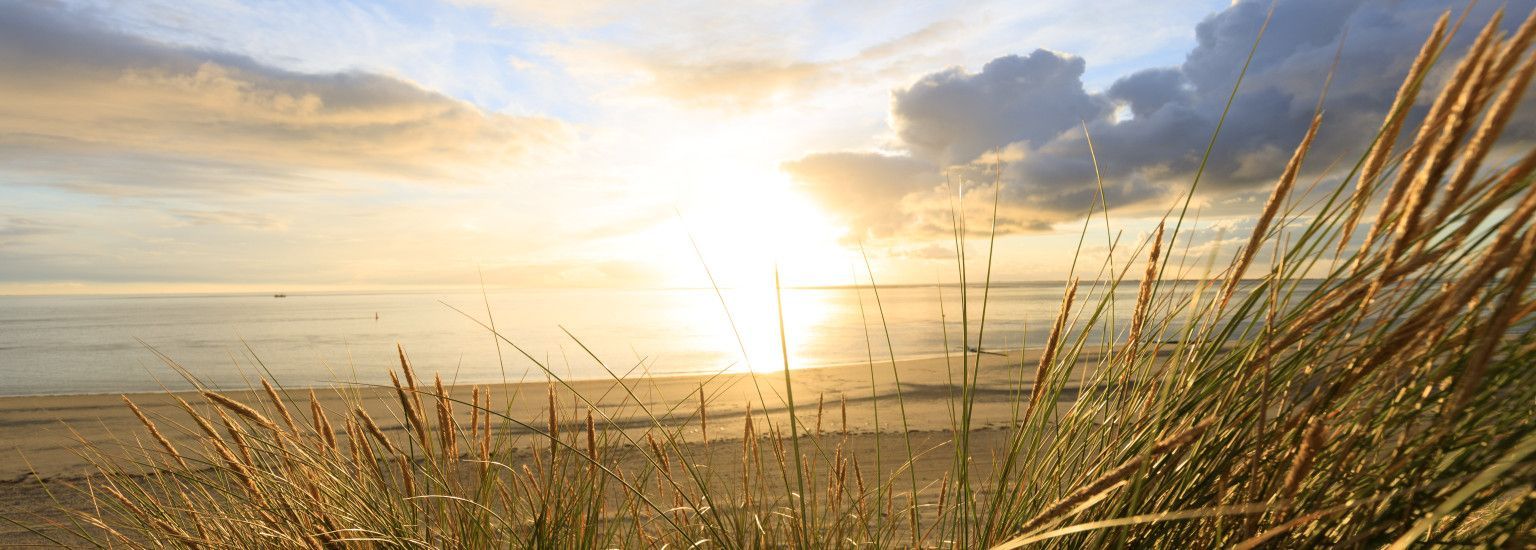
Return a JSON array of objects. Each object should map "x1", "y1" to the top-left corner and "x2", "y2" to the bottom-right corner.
[{"x1": 0, "y1": 347, "x2": 1097, "y2": 543}]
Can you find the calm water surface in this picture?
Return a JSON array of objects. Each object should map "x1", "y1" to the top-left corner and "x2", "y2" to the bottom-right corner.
[{"x1": 0, "y1": 283, "x2": 1235, "y2": 396}]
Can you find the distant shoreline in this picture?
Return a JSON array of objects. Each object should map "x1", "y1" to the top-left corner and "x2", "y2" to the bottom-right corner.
[{"x1": 0, "y1": 278, "x2": 1329, "y2": 299}]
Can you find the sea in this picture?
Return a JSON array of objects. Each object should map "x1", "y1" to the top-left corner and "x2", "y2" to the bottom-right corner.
[{"x1": 0, "y1": 282, "x2": 1246, "y2": 397}]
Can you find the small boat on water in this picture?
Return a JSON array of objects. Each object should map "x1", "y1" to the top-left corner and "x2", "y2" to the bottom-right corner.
[{"x1": 273, "y1": 293, "x2": 287, "y2": 298}]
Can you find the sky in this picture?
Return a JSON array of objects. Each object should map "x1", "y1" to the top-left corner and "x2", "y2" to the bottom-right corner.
[{"x1": 0, "y1": 0, "x2": 1530, "y2": 294}]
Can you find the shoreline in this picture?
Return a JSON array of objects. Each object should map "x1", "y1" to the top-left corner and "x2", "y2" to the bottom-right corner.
[
  {"x1": 0, "y1": 349, "x2": 981, "y2": 401},
  {"x1": 0, "y1": 347, "x2": 1072, "y2": 482}
]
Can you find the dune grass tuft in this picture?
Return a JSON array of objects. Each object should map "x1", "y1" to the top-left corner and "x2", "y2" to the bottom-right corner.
[{"x1": 10, "y1": 7, "x2": 1536, "y2": 548}]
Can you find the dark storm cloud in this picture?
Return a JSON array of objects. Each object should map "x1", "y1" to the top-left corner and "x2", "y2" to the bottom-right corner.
[
  {"x1": 891, "y1": 49, "x2": 1110, "y2": 164},
  {"x1": 1023, "y1": 0, "x2": 1493, "y2": 193},
  {"x1": 787, "y1": 0, "x2": 1536, "y2": 242}
]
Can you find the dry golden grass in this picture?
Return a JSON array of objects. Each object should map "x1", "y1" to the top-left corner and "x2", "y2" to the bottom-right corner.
[{"x1": 7, "y1": 6, "x2": 1536, "y2": 548}]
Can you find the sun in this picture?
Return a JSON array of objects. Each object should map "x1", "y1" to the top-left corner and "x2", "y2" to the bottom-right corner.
[
  {"x1": 679, "y1": 169, "x2": 856, "y2": 290},
  {"x1": 650, "y1": 166, "x2": 855, "y2": 374}
]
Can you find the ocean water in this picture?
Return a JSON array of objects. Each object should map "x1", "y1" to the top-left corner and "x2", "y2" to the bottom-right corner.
[{"x1": 0, "y1": 283, "x2": 1200, "y2": 397}]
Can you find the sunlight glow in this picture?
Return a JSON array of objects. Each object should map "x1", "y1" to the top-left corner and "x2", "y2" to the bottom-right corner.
[{"x1": 691, "y1": 179, "x2": 852, "y2": 283}]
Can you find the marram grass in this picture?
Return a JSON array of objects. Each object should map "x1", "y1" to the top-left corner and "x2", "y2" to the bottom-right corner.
[{"x1": 12, "y1": 7, "x2": 1536, "y2": 548}]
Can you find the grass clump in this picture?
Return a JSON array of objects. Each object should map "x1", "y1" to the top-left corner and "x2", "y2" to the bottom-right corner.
[{"x1": 11, "y1": 6, "x2": 1536, "y2": 548}]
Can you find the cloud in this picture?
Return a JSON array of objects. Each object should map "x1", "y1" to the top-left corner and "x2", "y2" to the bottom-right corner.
[
  {"x1": 0, "y1": 217, "x2": 65, "y2": 249},
  {"x1": 550, "y1": 43, "x2": 830, "y2": 109},
  {"x1": 788, "y1": 0, "x2": 1536, "y2": 243},
  {"x1": 538, "y1": 9, "x2": 970, "y2": 110},
  {"x1": 782, "y1": 152, "x2": 1057, "y2": 243},
  {"x1": 0, "y1": 1, "x2": 569, "y2": 196},
  {"x1": 0, "y1": 138, "x2": 339, "y2": 197},
  {"x1": 644, "y1": 60, "x2": 823, "y2": 107},
  {"x1": 1025, "y1": 0, "x2": 1536, "y2": 194},
  {"x1": 892, "y1": 49, "x2": 1111, "y2": 164},
  {"x1": 452, "y1": 0, "x2": 670, "y2": 27},
  {"x1": 782, "y1": 152, "x2": 941, "y2": 240},
  {"x1": 168, "y1": 210, "x2": 288, "y2": 231}
]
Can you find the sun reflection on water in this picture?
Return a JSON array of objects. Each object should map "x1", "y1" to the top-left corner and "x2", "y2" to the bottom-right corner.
[{"x1": 668, "y1": 283, "x2": 838, "y2": 375}]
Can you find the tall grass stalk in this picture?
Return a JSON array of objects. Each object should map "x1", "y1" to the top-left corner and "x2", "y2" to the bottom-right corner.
[{"x1": 11, "y1": 8, "x2": 1536, "y2": 548}]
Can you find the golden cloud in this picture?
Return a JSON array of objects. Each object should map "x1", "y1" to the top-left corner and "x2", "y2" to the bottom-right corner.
[{"x1": 0, "y1": 2, "x2": 569, "y2": 195}]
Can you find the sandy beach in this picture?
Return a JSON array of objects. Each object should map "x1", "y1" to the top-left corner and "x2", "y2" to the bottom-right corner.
[{"x1": 0, "y1": 347, "x2": 1107, "y2": 543}]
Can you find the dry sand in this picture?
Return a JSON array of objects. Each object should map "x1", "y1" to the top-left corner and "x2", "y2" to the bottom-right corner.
[{"x1": 0, "y1": 347, "x2": 1120, "y2": 543}]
